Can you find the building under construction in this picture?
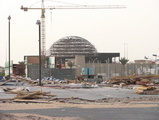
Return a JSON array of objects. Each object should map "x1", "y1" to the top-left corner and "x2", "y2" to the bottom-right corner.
[
  {"x1": 24, "y1": 36, "x2": 120, "y2": 79},
  {"x1": 50, "y1": 36, "x2": 98, "y2": 57},
  {"x1": 47, "y1": 36, "x2": 120, "y2": 68}
]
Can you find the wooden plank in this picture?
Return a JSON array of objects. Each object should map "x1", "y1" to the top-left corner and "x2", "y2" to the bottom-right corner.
[
  {"x1": 14, "y1": 91, "x2": 57, "y2": 99},
  {"x1": 0, "y1": 79, "x2": 13, "y2": 86},
  {"x1": 13, "y1": 99, "x2": 50, "y2": 103}
]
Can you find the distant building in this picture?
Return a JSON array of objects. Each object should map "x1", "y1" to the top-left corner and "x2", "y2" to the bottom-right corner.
[
  {"x1": 134, "y1": 60, "x2": 155, "y2": 64},
  {"x1": 25, "y1": 36, "x2": 120, "y2": 67},
  {"x1": 24, "y1": 36, "x2": 120, "y2": 79},
  {"x1": 24, "y1": 56, "x2": 39, "y2": 64},
  {"x1": 0, "y1": 66, "x2": 4, "y2": 73},
  {"x1": 47, "y1": 36, "x2": 120, "y2": 68},
  {"x1": 12, "y1": 64, "x2": 25, "y2": 76}
]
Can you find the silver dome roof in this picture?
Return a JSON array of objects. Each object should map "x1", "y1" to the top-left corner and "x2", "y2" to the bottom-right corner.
[{"x1": 50, "y1": 36, "x2": 97, "y2": 57}]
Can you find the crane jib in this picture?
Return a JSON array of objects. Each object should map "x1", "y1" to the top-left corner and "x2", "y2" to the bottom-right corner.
[
  {"x1": 21, "y1": 4, "x2": 126, "y2": 63},
  {"x1": 21, "y1": 5, "x2": 126, "y2": 11}
]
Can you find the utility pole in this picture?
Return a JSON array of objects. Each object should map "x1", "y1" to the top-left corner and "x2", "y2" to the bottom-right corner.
[
  {"x1": 36, "y1": 20, "x2": 42, "y2": 86},
  {"x1": 8, "y1": 15, "x2": 11, "y2": 79}
]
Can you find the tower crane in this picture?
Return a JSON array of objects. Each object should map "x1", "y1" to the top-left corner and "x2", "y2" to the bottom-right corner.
[{"x1": 21, "y1": 0, "x2": 126, "y2": 65}]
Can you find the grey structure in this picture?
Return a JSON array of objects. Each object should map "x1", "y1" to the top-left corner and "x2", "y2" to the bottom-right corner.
[
  {"x1": 27, "y1": 64, "x2": 75, "y2": 80},
  {"x1": 26, "y1": 36, "x2": 121, "y2": 80},
  {"x1": 49, "y1": 36, "x2": 97, "y2": 57},
  {"x1": 48, "y1": 36, "x2": 120, "y2": 65},
  {"x1": 26, "y1": 62, "x2": 158, "y2": 80}
]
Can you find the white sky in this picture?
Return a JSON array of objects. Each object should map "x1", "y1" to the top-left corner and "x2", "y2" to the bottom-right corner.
[{"x1": 0, "y1": 0, "x2": 159, "y2": 66}]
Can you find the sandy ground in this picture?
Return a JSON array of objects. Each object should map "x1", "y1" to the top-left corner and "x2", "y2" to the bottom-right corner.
[
  {"x1": 0, "y1": 113, "x2": 83, "y2": 120},
  {"x1": 0, "y1": 101, "x2": 159, "y2": 120},
  {"x1": 1, "y1": 86, "x2": 159, "y2": 119},
  {"x1": 0, "y1": 101, "x2": 159, "y2": 110}
]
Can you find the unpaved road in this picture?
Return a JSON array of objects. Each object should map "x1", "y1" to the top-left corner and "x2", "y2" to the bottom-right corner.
[
  {"x1": 1, "y1": 104, "x2": 159, "y2": 120},
  {"x1": 0, "y1": 86, "x2": 159, "y2": 120}
]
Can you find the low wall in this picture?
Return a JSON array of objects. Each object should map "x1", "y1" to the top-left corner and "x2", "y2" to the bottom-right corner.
[{"x1": 27, "y1": 65, "x2": 75, "y2": 80}]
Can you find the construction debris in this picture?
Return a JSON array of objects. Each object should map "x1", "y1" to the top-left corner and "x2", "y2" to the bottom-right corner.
[
  {"x1": 48, "y1": 96, "x2": 159, "y2": 104},
  {"x1": 0, "y1": 75, "x2": 35, "y2": 86},
  {"x1": 2, "y1": 87, "x2": 57, "y2": 101},
  {"x1": 1, "y1": 74, "x2": 159, "y2": 96},
  {"x1": 0, "y1": 79, "x2": 13, "y2": 86},
  {"x1": 107, "y1": 74, "x2": 159, "y2": 95},
  {"x1": 134, "y1": 85, "x2": 159, "y2": 94},
  {"x1": 14, "y1": 76, "x2": 35, "y2": 84},
  {"x1": 1, "y1": 74, "x2": 159, "y2": 87},
  {"x1": 3, "y1": 87, "x2": 26, "y2": 93},
  {"x1": 14, "y1": 91, "x2": 56, "y2": 99},
  {"x1": 108, "y1": 74, "x2": 159, "y2": 85}
]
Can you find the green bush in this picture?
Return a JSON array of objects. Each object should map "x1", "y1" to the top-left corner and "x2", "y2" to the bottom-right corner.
[{"x1": 0, "y1": 72, "x2": 5, "y2": 76}]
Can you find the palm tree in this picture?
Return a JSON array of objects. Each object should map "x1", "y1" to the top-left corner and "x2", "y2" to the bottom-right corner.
[
  {"x1": 119, "y1": 57, "x2": 129, "y2": 76},
  {"x1": 67, "y1": 61, "x2": 75, "y2": 68},
  {"x1": 18, "y1": 61, "x2": 25, "y2": 64}
]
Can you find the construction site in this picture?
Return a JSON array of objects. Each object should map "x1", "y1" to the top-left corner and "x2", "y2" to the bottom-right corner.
[
  {"x1": 2, "y1": 38, "x2": 159, "y2": 119},
  {"x1": 1, "y1": 73, "x2": 159, "y2": 120},
  {"x1": 1, "y1": 0, "x2": 159, "y2": 120}
]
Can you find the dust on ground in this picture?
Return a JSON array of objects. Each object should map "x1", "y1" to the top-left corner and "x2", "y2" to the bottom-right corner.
[
  {"x1": 0, "y1": 113, "x2": 83, "y2": 120},
  {"x1": 1, "y1": 101, "x2": 159, "y2": 120},
  {"x1": 0, "y1": 101, "x2": 159, "y2": 111},
  {"x1": 0, "y1": 101, "x2": 159, "y2": 120}
]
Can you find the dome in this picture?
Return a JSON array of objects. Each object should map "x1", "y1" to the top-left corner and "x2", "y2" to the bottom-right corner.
[{"x1": 49, "y1": 36, "x2": 97, "y2": 57}]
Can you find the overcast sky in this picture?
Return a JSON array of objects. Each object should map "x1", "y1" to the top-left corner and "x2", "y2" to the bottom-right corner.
[{"x1": 0, "y1": 0, "x2": 159, "y2": 66}]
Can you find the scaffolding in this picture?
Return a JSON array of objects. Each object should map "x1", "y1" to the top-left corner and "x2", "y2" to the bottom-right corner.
[{"x1": 50, "y1": 36, "x2": 97, "y2": 57}]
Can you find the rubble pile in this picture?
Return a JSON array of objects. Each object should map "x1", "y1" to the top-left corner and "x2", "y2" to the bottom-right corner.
[
  {"x1": 2, "y1": 87, "x2": 57, "y2": 102},
  {"x1": 108, "y1": 74, "x2": 159, "y2": 95},
  {"x1": 134, "y1": 86, "x2": 159, "y2": 94},
  {"x1": 0, "y1": 75, "x2": 36, "y2": 86},
  {"x1": 3, "y1": 87, "x2": 26, "y2": 93},
  {"x1": 14, "y1": 91, "x2": 56, "y2": 99},
  {"x1": 79, "y1": 96, "x2": 159, "y2": 103},
  {"x1": 1, "y1": 74, "x2": 159, "y2": 95},
  {"x1": 108, "y1": 74, "x2": 159, "y2": 85}
]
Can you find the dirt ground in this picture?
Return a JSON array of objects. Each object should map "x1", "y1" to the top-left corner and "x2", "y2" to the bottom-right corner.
[
  {"x1": 0, "y1": 113, "x2": 83, "y2": 120},
  {"x1": 0, "y1": 102, "x2": 86, "y2": 120},
  {"x1": 0, "y1": 101, "x2": 159, "y2": 120},
  {"x1": 1, "y1": 85, "x2": 159, "y2": 120},
  {"x1": 0, "y1": 101, "x2": 159, "y2": 110}
]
